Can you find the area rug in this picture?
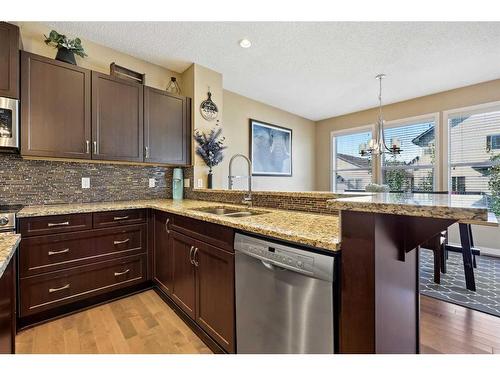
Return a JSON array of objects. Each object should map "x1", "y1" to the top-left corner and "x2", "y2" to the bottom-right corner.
[{"x1": 420, "y1": 248, "x2": 500, "y2": 317}]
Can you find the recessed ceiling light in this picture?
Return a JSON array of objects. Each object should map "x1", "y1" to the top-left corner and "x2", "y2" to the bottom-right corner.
[{"x1": 239, "y1": 39, "x2": 252, "y2": 48}]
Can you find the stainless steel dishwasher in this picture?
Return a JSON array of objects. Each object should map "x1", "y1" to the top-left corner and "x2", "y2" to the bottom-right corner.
[{"x1": 234, "y1": 233, "x2": 336, "y2": 354}]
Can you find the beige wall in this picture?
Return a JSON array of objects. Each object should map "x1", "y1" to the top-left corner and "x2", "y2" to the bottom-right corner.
[
  {"x1": 16, "y1": 22, "x2": 181, "y2": 91},
  {"x1": 316, "y1": 78, "x2": 500, "y2": 191},
  {"x1": 190, "y1": 65, "x2": 224, "y2": 189},
  {"x1": 220, "y1": 90, "x2": 316, "y2": 191}
]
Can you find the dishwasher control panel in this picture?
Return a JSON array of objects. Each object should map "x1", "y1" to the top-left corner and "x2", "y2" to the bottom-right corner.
[{"x1": 245, "y1": 242, "x2": 314, "y2": 272}]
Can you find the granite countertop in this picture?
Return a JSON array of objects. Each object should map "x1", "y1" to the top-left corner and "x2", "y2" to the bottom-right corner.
[
  {"x1": 18, "y1": 199, "x2": 341, "y2": 251},
  {"x1": 327, "y1": 192, "x2": 496, "y2": 224},
  {"x1": 0, "y1": 233, "x2": 21, "y2": 278}
]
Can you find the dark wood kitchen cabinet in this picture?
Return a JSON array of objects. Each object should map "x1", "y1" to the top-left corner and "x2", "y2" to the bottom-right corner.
[
  {"x1": 0, "y1": 255, "x2": 16, "y2": 354},
  {"x1": 153, "y1": 210, "x2": 173, "y2": 296},
  {"x1": 92, "y1": 72, "x2": 144, "y2": 162},
  {"x1": 20, "y1": 51, "x2": 92, "y2": 159},
  {"x1": 195, "y1": 240, "x2": 235, "y2": 353},
  {"x1": 144, "y1": 87, "x2": 191, "y2": 165},
  {"x1": 170, "y1": 230, "x2": 196, "y2": 319},
  {"x1": 18, "y1": 209, "x2": 149, "y2": 327},
  {"x1": 0, "y1": 22, "x2": 19, "y2": 99},
  {"x1": 156, "y1": 215, "x2": 235, "y2": 353}
]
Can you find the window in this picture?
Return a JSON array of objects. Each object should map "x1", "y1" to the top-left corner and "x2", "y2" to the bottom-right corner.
[
  {"x1": 452, "y1": 176, "x2": 466, "y2": 193},
  {"x1": 486, "y1": 134, "x2": 500, "y2": 151},
  {"x1": 331, "y1": 128, "x2": 373, "y2": 192},
  {"x1": 382, "y1": 118, "x2": 437, "y2": 192},
  {"x1": 447, "y1": 108, "x2": 500, "y2": 194}
]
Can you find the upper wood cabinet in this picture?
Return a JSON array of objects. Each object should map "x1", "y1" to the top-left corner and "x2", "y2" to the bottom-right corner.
[
  {"x1": 21, "y1": 52, "x2": 92, "y2": 159},
  {"x1": 0, "y1": 22, "x2": 19, "y2": 99},
  {"x1": 144, "y1": 87, "x2": 191, "y2": 165},
  {"x1": 92, "y1": 72, "x2": 144, "y2": 162}
]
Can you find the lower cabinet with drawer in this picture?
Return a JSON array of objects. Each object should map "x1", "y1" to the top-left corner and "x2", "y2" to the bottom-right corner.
[
  {"x1": 19, "y1": 254, "x2": 147, "y2": 317},
  {"x1": 17, "y1": 209, "x2": 150, "y2": 327}
]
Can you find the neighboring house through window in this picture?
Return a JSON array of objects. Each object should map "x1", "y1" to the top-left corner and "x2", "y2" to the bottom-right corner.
[
  {"x1": 382, "y1": 116, "x2": 438, "y2": 192},
  {"x1": 445, "y1": 105, "x2": 500, "y2": 194},
  {"x1": 331, "y1": 127, "x2": 373, "y2": 192}
]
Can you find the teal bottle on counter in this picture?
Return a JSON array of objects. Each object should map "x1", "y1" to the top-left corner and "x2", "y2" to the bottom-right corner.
[{"x1": 172, "y1": 168, "x2": 184, "y2": 200}]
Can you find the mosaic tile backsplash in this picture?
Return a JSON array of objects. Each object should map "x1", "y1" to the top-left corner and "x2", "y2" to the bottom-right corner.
[{"x1": 0, "y1": 154, "x2": 174, "y2": 205}]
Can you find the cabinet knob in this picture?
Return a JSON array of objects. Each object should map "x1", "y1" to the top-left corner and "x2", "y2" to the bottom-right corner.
[
  {"x1": 85, "y1": 140, "x2": 90, "y2": 154},
  {"x1": 93, "y1": 141, "x2": 98, "y2": 154}
]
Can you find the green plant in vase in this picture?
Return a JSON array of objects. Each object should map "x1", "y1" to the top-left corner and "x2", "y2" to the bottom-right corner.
[{"x1": 44, "y1": 30, "x2": 87, "y2": 65}]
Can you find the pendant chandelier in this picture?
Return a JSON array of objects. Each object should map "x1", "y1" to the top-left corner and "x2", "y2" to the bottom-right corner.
[{"x1": 359, "y1": 74, "x2": 402, "y2": 156}]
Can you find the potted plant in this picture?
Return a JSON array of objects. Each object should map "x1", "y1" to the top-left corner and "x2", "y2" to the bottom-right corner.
[
  {"x1": 193, "y1": 125, "x2": 227, "y2": 189},
  {"x1": 44, "y1": 30, "x2": 87, "y2": 65}
]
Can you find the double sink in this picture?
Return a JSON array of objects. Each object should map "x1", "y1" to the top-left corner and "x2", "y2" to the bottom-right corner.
[{"x1": 192, "y1": 206, "x2": 269, "y2": 218}]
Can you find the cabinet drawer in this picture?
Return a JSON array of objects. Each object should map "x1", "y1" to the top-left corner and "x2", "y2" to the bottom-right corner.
[
  {"x1": 170, "y1": 214, "x2": 234, "y2": 252},
  {"x1": 19, "y1": 214, "x2": 93, "y2": 237},
  {"x1": 19, "y1": 254, "x2": 146, "y2": 317},
  {"x1": 19, "y1": 224, "x2": 147, "y2": 277},
  {"x1": 93, "y1": 209, "x2": 146, "y2": 228}
]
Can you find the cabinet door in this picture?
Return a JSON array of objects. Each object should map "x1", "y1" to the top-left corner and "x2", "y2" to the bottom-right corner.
[
  {"x1": 144, "y1": 87, "x2": 191, "y2": 165},
  {"x1": 0, "y1": 255, "x2": 16, "y2": 354},
  {"x1": 170, "y1": 231, "x2": 196, "y2": 319},
  {"x1": 194, "y1": 241, "x2": 235, "y2": 353},
  {"x1": 21, "y1": 52, "x2": 91, "y2": 159},
  {"x1": 0, "y1": 22, "x2": 19, "y2": 99},
  {"x1": 92, "y1": 72, "x2": 144, "y2": 162},
  {"x1": 153, "y1": 211, "x2": 173, "y2": 296}
]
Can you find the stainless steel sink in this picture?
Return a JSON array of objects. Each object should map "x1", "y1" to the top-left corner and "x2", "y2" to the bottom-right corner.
[{"x1": 192, "y1": 206, "x2": 268, "y2": 217}]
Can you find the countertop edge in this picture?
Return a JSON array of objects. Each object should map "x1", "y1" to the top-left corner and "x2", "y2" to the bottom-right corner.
[
  {"x1": 0, "y1": 233, "x2": 21, "y2": 279},
  {"x1": 18, "y1": 201, "x2": 341, "y2": 251}
]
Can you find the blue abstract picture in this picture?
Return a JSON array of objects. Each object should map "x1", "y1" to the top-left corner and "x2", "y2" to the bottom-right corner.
[{"x1": 250, "y1": 119, "x2": 292, "y2": 176}]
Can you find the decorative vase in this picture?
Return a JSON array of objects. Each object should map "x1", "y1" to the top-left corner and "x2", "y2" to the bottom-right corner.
[
  {"x1": 207, "y1": 170, "x2": 213, "y2": 189},
  {"x1": 55, "y1": 47, "x2": 76, "y2": 65}
]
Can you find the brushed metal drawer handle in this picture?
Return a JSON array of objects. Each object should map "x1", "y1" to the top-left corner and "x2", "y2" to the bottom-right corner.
[
  {"x1": 193, "y1": 247, "x2": 199, "y2": 267},
  {"x1": 49, "y1": 284, "x2": 70, "y2": 293},
  {"x1": 113, "y1": 238, "x2": 130, "y2": 245},
  {"x1": 165, "y1": 218, "x2": 170, "y2": 234},
  {"x1": 113, "y1": 216, "x2": 129, "y2": 221},
  {"x1": 189, "y1": 245, "x2": 195, "y2": 265},
  {"x1": 114, "y1": 269, "x2": 130, "y2": 276},
  {"x1": 47, "y1": 221, "x2": 70, "y2": 227},
  {"x1": 48, "y1": 248, "x2": 70, "y2": 256}
]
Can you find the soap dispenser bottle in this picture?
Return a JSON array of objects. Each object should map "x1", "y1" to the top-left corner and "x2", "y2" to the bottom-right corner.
[{"x1": 172, "y1": 168, "x2": 184, "y2": 200}]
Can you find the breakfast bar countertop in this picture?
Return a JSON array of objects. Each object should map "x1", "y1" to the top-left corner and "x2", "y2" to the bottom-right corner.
[
  {"x1": 0, "y1": 233, "x2": 21, "y2": 279},
  {"x1": 327, "y1": 192, "x2": 496, "y2": 224},
  {"x1": 18, "y1": 199, "x2": 341, "y2": 251}
]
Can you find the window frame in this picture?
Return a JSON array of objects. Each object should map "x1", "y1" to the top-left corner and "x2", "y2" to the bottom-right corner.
[
  {"x1": 330, "y1": 124, "x2": 375, "y2": 192},
  {"x1": 381, "y1": 113, "x2": 440, "y2": 192},
  {"x1": 443, "y1": 101, "x2": 500, "y2": 194}
]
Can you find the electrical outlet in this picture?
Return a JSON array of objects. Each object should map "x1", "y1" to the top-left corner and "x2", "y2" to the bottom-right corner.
[
  {"x1": 149, "y1": 178, "x2": 156, "y2": 188},
  {"x1": 184, "y1": 178, "x2": 190, "y2": 188},
  {"x1": 81, "y1": 177, "x2": 90, "y2": 189},
  {"x1": 197, "y1": 178, "x2": 203, "y2": 188}
]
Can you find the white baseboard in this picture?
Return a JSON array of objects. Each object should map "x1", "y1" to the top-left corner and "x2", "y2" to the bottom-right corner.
[{"x1": 448, "y1": 242, "x2": 500, "y2": 258}]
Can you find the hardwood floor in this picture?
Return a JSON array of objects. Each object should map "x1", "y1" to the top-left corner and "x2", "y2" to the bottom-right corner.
[
  {"x1": 16, "y1": 289, "x2": 212, "y2": 354},
  {"x1": 420, "y1": 295, "x2": 500, "y2": 354},
  {"x1": 16, "y1": 291, "x2": 500, "y2": 354}
]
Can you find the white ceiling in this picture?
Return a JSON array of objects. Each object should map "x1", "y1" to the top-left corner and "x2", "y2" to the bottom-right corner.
[{"x1": 47, "y1": 22, "x2": 500, "y2": 121}]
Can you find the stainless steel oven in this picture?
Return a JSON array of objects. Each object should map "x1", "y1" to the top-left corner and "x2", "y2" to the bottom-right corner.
[{"x1": 0, "y1": 96, "x2": 19, "y2": 151}]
